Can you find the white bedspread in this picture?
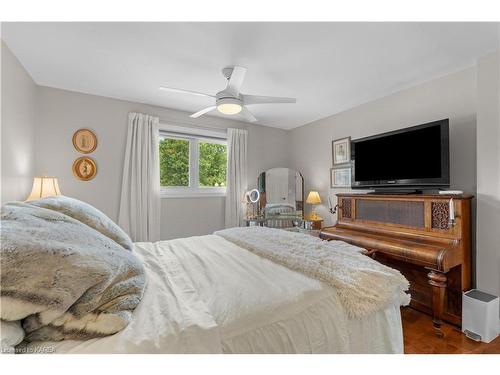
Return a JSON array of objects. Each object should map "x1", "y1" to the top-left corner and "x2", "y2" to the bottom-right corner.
[{"x1": 25, "y1": 235, "x2": 403, "y2": 353}]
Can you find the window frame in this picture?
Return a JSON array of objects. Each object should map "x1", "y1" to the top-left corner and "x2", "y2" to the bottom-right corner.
[{"x1": 159, "y1": 124, "x2": 227, "y2": 198}]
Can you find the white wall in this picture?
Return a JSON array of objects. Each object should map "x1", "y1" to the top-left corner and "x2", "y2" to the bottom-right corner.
[
  {"x1": 1, "y1": 41, "x2": 36, "y2": 204},
  {"x1": 35, "y1": 86, "x2": 291, "y2": 240},
  {"x1": 476, "y1": 51, "x2": 500, "y2": 301},
  {"x1": 290, "y1": 67, "x2": 477, "y2": 226}
]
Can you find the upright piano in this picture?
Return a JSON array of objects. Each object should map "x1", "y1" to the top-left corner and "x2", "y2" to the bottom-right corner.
[{"x1": 320, "y1": 193, "x2": 473, "y2": 335}]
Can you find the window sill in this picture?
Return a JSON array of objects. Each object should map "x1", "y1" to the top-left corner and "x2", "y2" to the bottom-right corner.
[{"x1": 161, "y1": 193, "x2": 226, "y2": 199}]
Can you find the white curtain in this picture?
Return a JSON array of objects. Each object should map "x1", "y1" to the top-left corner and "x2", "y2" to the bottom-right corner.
[
  {"x1": 225, "y1": 128, "x2": 248, "y2": 228},
  {"x1": 118, "y1": 112, "x2": 161, "y2": 242}
]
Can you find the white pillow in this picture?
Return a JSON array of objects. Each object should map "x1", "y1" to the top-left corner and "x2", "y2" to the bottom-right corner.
[{"x1": 0, "y1": 320, "x2": 24, "y2": 354}]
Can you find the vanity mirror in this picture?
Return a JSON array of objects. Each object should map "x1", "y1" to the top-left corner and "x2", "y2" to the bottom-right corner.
[{"x1": 257, "y1": 168, "x2": 304, "y2": 228}]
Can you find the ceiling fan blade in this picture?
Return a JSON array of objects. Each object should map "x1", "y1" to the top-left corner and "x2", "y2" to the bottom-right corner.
[
  {"x1": 227, "y1": 66, "x2": 247, "y2": 94},
  {"x1": 159, "y1": 86, "x2": 215, "y2": 99},
  {"x1": 242, "y1": 94, "x2": 296, "y2": 105},
  {"x1": 190, "y1": 106, "x2": 217, "y2": 118},
  {"x1": 240, "y1": 107, "x2": 257, "y2": 123}
]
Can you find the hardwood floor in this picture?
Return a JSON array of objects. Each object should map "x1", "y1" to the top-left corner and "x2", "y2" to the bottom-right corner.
[{"x1": 402, "y1": 307, "x2": 500, "y2": 354}]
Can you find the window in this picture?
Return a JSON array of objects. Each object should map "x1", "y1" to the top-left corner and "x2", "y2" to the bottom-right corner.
[{"x1": 159, "y1": 126, "x2": 227, "y2": 197}]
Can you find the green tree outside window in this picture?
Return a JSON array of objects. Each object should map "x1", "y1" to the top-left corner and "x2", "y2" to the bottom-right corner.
[
  {"x1": 159, "y1": 138, "x2": 189, "y2": 186},
  {"x1": 199, "y1": 142, "x2": 227, "y2": 187},
  {"x1": 159, "y1": 137, "x2": 227, "y2": 188}
]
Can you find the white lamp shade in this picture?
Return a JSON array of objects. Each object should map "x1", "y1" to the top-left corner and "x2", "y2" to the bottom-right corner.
[{"x1": 26, "y1": 177, "x2": 62, "y2": 201}]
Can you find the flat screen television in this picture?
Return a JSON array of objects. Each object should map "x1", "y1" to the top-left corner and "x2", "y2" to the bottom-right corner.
[{"x1": 351, "y1": 119, "x2": 450, "y2": 190}]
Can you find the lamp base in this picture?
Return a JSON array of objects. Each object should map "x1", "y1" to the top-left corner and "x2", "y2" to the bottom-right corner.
[{"x1": 310, "y1": 207, "x2": 321, "y2": 220}]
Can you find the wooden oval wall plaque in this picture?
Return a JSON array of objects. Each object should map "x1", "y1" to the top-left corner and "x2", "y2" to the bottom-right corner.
[
  {"x1": 72, "y1": 128, "x2": 97, "y2": 154},
  {"x1": 72, "y1": 157, "x2": 97, "y2": 181}
]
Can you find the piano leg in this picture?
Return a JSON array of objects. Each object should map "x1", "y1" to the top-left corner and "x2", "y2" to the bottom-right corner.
[{"x1": 428, "y1": 270, "x2": 447, "y2": 337}]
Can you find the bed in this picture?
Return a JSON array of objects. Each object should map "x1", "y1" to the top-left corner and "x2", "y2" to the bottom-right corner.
[
  {"x1": 23, "y1": 234, "x2": 403, "y2": 354},
  {"x1": 1, "y1": 197, "x2": 406, "y2": 354},
  {"x1": 264, "y1": 203, "x2": 296, "y2": 228}
]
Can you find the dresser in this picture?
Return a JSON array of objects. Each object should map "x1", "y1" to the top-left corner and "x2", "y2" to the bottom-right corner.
[{"x1": 320, "y1": 193, "x2": 473, "y2": 335}]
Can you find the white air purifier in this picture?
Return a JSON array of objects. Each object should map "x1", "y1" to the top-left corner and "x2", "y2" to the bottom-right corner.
[{"x1": 462, "y1": 289, "x2": 499, "y2": 343}]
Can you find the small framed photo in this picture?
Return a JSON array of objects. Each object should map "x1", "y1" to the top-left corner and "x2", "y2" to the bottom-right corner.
[
  {"x1": 330, "y1": 166, "x2": 351, "y2": 188},
  {"x1": 332, "y1": 136, "x2": 351, "y2": 165},
  {"x1": 72, "y1": 128, "x2": 98, "y2": 154}
]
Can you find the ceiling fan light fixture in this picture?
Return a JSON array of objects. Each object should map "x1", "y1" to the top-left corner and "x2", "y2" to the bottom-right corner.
[
  {"x1": 164, "y1": 66, "x2": 296, "y2": 122},
  {"x1": 217, "y1": 103, "x2": 242, "y2": 115},
  {"x1": 216, "y1": 98, "x2": 242, "y2": 115}
]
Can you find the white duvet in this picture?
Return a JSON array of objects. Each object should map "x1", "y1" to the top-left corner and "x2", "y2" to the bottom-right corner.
[{"x1": 26, "y1": 235, "x2": 403, "y2": 354}]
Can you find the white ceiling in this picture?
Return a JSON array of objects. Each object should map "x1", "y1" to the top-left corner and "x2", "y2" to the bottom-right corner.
[{"x1": 2, "y1": 22, "x2": 499, "y2": 129}]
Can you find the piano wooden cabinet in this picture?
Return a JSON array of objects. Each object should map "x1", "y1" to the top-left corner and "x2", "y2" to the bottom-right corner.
[{"x1": 320, "y1": 193, "x2": 473, "y2": 335}]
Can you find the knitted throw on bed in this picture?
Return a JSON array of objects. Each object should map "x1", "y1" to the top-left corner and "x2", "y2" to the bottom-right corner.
[{"x1": 215, "y1": 226, "x2": 410, "y2": 319}]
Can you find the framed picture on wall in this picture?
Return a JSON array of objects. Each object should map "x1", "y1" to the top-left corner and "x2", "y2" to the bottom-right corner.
[
  {"x1": 330, "y1": 166, "x2": 351, "y2": 188},
  {"x1": 72, "y1": 128, "x2": 98, "y2": 154},
  {"x1": 332, "y1": 136, "x2": 351, "y2": 165}
]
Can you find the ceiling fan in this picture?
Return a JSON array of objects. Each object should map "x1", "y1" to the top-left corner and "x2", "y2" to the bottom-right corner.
[{"x1": 159, "y1": 66, "x2": 296, "y2": 123}]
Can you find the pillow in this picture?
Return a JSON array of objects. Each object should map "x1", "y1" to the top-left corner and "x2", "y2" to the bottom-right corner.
[
  {"x1": 29, "y1": 195, "x2": 133, "y2": 251},
  {"x1": 0, "y1": 320, "x2": 24, "y2": 354}
]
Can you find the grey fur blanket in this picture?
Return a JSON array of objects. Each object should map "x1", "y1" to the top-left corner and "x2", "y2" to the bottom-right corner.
[
  {"x1": 29, "y1": 195, "x2": 134, "y2": 251},
  {"x1": 0, "y1": 201, "x2": 146, "y2": 342}
]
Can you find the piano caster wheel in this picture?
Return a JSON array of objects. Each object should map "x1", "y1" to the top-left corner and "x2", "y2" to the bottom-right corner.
[{"x1": 433, "y1": 322, "x2": 444, "y2": 338}]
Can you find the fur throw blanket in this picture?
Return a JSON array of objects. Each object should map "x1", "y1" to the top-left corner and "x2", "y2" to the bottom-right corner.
[
  {"x1": 29, "y1": 195, "x2": 133, "y2": 251},
  {"x1": 215, "y1": 226, "x2": 410, "y2": 319},
  {"x1": 0, "y1": 201, "x2": 146, "y2": 342}
]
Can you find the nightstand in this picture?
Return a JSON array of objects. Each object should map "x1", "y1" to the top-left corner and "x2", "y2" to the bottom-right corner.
[{"x1": 303, "y1": 216, "x2": 323, "y2": 230}]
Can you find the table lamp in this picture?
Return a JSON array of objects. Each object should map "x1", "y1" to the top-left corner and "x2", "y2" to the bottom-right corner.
[
  {"x1": 306, "y1": 191, "x2": 321, "y2": 220},
  {"x1": 26, "y1": 176, "x2": 62, "y2": 201}
]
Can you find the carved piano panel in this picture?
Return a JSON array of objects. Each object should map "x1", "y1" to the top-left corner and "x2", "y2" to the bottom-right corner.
[
  {"x1": 431, "y1": 201, "x2": 450, "y2": 229},
  {"x1": 339, "y1": 197, "x2": 352, "y2": 219},
  {"x1": 321, "y1": 193, "x2": 473, "y2": 334}
]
